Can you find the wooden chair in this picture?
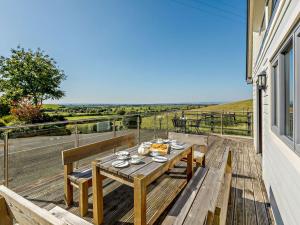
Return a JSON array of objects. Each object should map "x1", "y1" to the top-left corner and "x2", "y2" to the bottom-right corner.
[
  {"x1": 0, "y1": 185, "x2": 92, "y2": 225},
  {"x1": 168, "y1": 132, "x2": 208, "y2": 167},
  {"x1": 62, "y1": 133, "x2": 136, "y2": 217},
  {"x1": 162, "y1": 147, "x2": 232, "y2": 225}
]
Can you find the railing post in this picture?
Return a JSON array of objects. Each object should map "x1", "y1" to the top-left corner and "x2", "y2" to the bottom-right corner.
[
  {"x1": 166, "y1": 112, "x2": 169, "y2": 137},
  {"x1": 154, "y1": 113, "x2": 157, "y2": 139},
  {"x1": 74, "y1": 124, "x2": 79, "y2": 169},
  {"x1": 113, "y1": 119, "x2": 116, "y2": 138},
  {"x1": 113, "y1": 119, "x2": 116, "y2": 153},
  {"x1": 247, "y1": 112, "x2": 251, "y2": 136},
  {"x1": 3, "y1": 132, "x2": 9, "y2": 187},
  {"x1": 137, "y1": 116, "x2": 140, "y2": 145},
  {"x1": 221, "y1": 112, "x2": 223, "y2": 136},
  {"x1": 210, "y1": 113, "x2": 214, "y2": 133}
]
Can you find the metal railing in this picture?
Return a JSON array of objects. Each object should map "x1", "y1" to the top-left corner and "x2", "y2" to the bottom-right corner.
[{"x1": 0, "y1": 110, "x2": 253, "y2": 188}]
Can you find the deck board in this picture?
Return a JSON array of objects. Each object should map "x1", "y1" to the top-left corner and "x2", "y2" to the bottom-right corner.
[{"x1": 15, "y1": 136, "x2": 274, "y2": 225}]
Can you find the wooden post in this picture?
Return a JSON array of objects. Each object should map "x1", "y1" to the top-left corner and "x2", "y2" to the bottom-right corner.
[
  {"x1": 92, "y1": 160, "x2": 103, "y2": 225},
  {"x1": 134, "y1": 175, "x2": 147, "y2": 225}
]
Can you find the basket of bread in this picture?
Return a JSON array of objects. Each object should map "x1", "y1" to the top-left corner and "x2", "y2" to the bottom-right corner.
[{"x1": 150, "y1": 143, "x2": 170, "y2": 156}]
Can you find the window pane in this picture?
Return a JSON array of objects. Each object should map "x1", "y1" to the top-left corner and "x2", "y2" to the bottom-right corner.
[
  {"x1": 273, "y1": 64, "x2": 278, "y2": 126},
  {"x1": 284, "y1": 46, "x2": 294, "y2": 140}
]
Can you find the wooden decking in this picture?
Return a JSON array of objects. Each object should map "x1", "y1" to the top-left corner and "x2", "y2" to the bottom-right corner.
[{"x1": 13, "y1": 136, "x2": 274, "y2": 225}]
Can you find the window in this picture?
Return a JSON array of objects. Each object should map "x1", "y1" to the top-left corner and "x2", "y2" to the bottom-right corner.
[
  {"x1": 272, "y1": 62, "x2": 279, "y2": 126},
  {"x1": 270, "y1": 23, "x2": 300, "y2": 155},
  {"x1": 283, "y1": 45, "x2": 294, "y2": 140}
]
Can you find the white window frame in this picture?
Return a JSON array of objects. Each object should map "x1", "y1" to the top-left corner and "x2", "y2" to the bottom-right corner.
[
  {"x1": 271, "y1": 60, "x2": 279, "y2": 133},
  {"x1": 295, "y1": 26, "x2": 300, "y2": 154},
  {"x1": 280, "y1": 40, "x2": 294, "y2": 147}
]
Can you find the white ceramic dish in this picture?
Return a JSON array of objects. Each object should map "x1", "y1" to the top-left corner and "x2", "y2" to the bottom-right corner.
[
  {"x1": 130, "y1": 159, "x2": 142, "y2": 164},
  {"x1": 112, "y1": 160, "x2": 129, "y2": 168},
  {"x1": 152, "y1": 156, "x2": 168, "y2": 163},
  {"x1": 171, "y1": 144, "x2": 184, "y2": 150},
  {"x1": 130, "y1": 155, "x2": 142, "y2": 164},
  {"x1": 117, "y1": 155, "x2": 130, "y2": 160},
  {"x1": 115, "y1": 151, "x2": 130, "y2": 156},
  {"x1": 150, "y1": 151, "x2": 160, "y2": 157}
]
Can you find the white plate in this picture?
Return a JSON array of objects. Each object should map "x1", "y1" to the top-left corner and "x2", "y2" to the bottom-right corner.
[
  {"x1": 171, "y1": 144, "x2": 184, "y2": 150},
  {"x1": 115, "y1": 151, "x2": 129, "y2": 156},
  {"x1": 112, "y1": 160, "x2": 129, "y2": 168},
  {"x1": 117, "y1": 155, "x2": 130, "y2": 160},
  {"x1": 152, "y1": 156, "x2": 168, "y2": 163},
  {"x1": 130, "y1": 159, "x2": 142, "y2": 164}
]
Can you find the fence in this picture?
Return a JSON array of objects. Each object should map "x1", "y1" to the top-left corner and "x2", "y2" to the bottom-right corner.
[{"x1": 0, "y1": 110, "x2": 252, "y2": 189}]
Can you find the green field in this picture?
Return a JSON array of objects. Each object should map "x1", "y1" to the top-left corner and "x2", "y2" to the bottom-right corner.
[{"x1": 190, "y1": 99, "x2": 253, "y2": 112}]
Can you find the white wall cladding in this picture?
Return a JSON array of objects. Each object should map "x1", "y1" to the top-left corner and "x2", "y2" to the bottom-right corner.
[{"x1": 251, "y1": 0, "x2": 300, "y2": 224}]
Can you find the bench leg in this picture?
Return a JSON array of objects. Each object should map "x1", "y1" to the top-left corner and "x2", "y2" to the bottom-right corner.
[
  {"x1": 134, "y1": 175, "x2": 146, "y2": 225},
  {"x1": 196, "y1": 155, "x2": 205, "y2": 168},
  {"x1": 64, "y1": 178, "x2": 73, "y2": 206},
  {"x1": 92, "y1": 161, "x2": 104, "y2": 225},
  {"x1": 0, "y1": 197, "x2": 13, "y2": 225},
  {"x1": 64, "y1": 164, "x2": 73, "y2": 206},
  {"x1": 79, "y1": 181, "x2": 89, "y2": 217},
  {"x1": 187, "y1": 147, "x2": 194, "y2": 181}
]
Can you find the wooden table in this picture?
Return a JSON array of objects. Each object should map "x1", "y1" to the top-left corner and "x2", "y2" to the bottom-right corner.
[{"x1": 92, "y1": 142, "x2": 194, "y2": 225}]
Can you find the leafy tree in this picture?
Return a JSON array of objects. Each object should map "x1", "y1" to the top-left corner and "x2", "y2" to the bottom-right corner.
[{"x1": 0, "y1": 46, "x2": 66, "y2": 106}]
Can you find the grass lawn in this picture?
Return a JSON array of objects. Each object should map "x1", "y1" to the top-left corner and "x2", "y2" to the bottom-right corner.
[{"x1": 189, "y1": 99, "x2": 253, "y2": 112}]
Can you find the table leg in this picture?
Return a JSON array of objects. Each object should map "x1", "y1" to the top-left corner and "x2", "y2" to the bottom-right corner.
[
  {"x1": 187, "y1": 147, "x2": 194, "y2": 181},
  {"x1": 134, "y1": 175, "x2": 146, "y2": 225},
  {"x1": 92, "y1": 161, "x2": 103, "y2": 225}
]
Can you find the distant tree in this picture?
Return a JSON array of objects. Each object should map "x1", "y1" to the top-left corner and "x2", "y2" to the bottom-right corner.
[
  {"x1": 117, "y1": 109, "x2": 126, "y2": 115},
  {"x1": 0, "y1": 46, "x2": 66, "y2": 107}
]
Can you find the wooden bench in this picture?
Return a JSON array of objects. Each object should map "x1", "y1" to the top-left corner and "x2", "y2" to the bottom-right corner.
[
  {"x1": 162, "y1": 147, "x2": 232, "y2": 225},
  {"x1": 0, "y1": 185, "x2": 92, "y2": 225},
  {"x1": 62, "y1": 133, "x2": 136, "y2": 216},
  {"x1": 168, "y1": 132, "x2": 208, "y2": 167}
]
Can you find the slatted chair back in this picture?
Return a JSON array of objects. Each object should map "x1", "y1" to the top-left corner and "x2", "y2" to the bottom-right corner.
[
  {"x1": 62, "y1": 133, "x2": 136, "y2": 165},
  {"x1": 0, "y1": 185, "x2": 66, "y2": 225}
]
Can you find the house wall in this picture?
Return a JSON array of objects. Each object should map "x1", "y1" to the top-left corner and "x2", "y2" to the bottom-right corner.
[{"x1": 252, "y1": 0, "x2": 300, "y2": 225}]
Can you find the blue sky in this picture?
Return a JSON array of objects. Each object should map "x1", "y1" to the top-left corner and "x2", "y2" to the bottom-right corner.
[{"x1": 0, "y1": 0, "x2": 251, "y2": 104}]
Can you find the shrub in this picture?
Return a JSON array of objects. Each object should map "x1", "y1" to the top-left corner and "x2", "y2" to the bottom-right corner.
[
  {"x1": 10, "y1": 98, "x2": 43, "y2": 123},
  {"x1": 122, "y1": 115, "x2": 142, "y2": 129},
  {"x1": 0, "y1": 119, "x2": 6, "y2": 127},
  {"x1": 76, "y1": 123, "x2": 96, "y2": 134},
  {"x1": 0, "y1": 100, "x2": 10, "y2": 116},
  {"x1": 117, "y1": 110, "x2": 126, "y2": 115},
  {"x1": 1, "y1": 115, "x2": 15, "y2": 124}
]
